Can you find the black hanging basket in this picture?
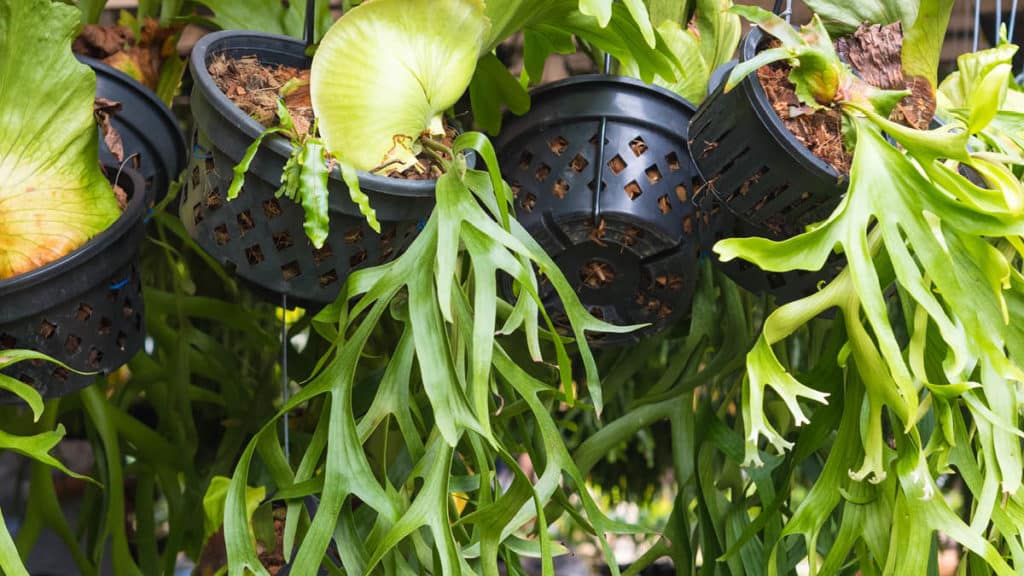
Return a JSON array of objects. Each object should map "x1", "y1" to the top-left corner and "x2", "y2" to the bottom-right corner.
[
  {"x1": 698, "y1": 189, "x2": 845, "y2": 304},
  {"x1": 0, "y1": 168, "x2": 148, "y2": 399},
  {"x1": 80, "y1": 56, "x2": 187, "y2": 205},
  {"x1": 494, "y1": 76, "x2": 702, "y2": 347},
  {"x1": 689, "y1": 29, "x2": 847, "y2": 238},
  {"x1": 690, "y1": 30, "x2": 849, "y2": 305},
  {"x1": 183, "y1": 31, "x2": 435, "y2": 309}
]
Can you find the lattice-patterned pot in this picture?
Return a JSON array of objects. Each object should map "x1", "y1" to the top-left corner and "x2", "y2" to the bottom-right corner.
[
  {"x1": 183, "y1": 31, "x2": 434, "y2": 309},
  {"x1": 495, "y1": 76, "x2": 702, "y2": 346},
  {"x1": 698, "y1": 187, "x2": 845, "y2": 305},
  {"x1": 0, "y1": 169, "x2": 147, "y2": 399},
  {"x1": 690, "y1": 33, "x2": 848, "y2": 305},
  {"x1": 82, "y1": 56, "x2": 186, "y2": 205},
  {"x1": 688, "y1": 29, "x2": 847, "y2": 240}
]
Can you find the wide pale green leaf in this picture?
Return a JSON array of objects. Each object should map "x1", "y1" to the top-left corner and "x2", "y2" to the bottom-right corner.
[
  {"x1": 695, "y1": 0, "x2": 741, "y2": 74},
  {"x1": 802, "y1": 0, "x2": 917, "y2": 34},
  {"x1": 483, "y1": 0, "x2": 553, "y2": 51},
  {"x1": 0, "y1": 0, "x2": 119, "y2": 279},
  {"x1": 483, "y1": 0, "x2": 677, "y2": 84},
  {"x1": 579, "y1": 0, "x2": 613, "y2": 28},
  {"x1": 194, "y1": 0, "x2": 333, "y2": 41},
  {"x1": 202, "y1": 476, "x2": 265, "y2": 545},
  {"x1": 580, "y1": 0, "x2": 656, "y2": 46},
  {"x1": 901, "y1": 0, "x2": 954, "y2": 89},
  {"x1": 938, "y1": 44, "x2": 1019, "y2": 112},
  {"x1": 521, "y1": 27, "x2": 576, "y2": 87},
  {"x1": 310, "y1": 0, "x2": 490, "y2": 171},
  {"x1": 0, "y1": 425, "x2": 93, "y2": 483},
  {"x1": 469, "y1": 52, "x2": 530, "y2": 135},
  {"x1": 620, "y1": 21, "x2": 707, "y2": 103}
]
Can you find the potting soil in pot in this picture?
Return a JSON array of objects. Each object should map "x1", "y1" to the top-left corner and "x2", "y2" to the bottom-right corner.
[
  {"x1": 183, "y1": 33, "x2": 443, "y2": 309},
  {"x1": 753, "y1": 23, "x2": 935, "y2": 184},
  {"x1": 208, "y1": 53, "x2": 455, "y2": 179},
  {"x1": 209, "y1": 54, "x2": 316, "y2": 135},
  {"x1": 695, "y1": 21, "x2": 938, "y2": 305}
]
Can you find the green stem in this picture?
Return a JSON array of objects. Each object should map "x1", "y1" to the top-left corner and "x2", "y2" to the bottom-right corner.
[
  {"x1": 573, "y1": 396, "x2": 684, "y2": 475},
  {"x1": 78, "y1": 0, "x2": 105, "y2": 24},
  {"x1": 644, "y1": 0, "x2": 690, "y2": 26},
  {"x1": 134, "y1": 469, "x2": 159, "y2": 575},
  {"x1": 0, "y1": 506, "x2": 28, "y2": 576},
  {"x1": 81, "y1": 385, "x2": 143, "y2": 576},
  {"x1": 13, "y1": 400, "x2": 97, "y2": 575},
  {"x1": 419, "y1": 137, "x2": 455, "y2": 171}
]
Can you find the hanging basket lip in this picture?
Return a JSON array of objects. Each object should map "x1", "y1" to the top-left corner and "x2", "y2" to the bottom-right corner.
[
  {"x1": 189, "y1": 29, "x2": 442, "y2": 198},
  {"x1": 734, "y1": 26, "x2": 847, "y2": 183},
  {"x1": 0, "y1": 167, "x2": 146, "y2": 304},
  {"x1": 522, "y1": 73, "x2": 698, "y2": 113},
  {"x1": 76, "y1": 53, "x2": 188, "y2": 198},
  {"x1": 497, "y1": 74, "x2": 698, "y2": 142},
  {"x1": 494, "y1": 73, "x2": 699, "y2": 166}
]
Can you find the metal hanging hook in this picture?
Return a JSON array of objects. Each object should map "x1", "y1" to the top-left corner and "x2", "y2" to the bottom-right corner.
[
  {"x1": 592, "y1": 52, "x2": 613, "y2": 225},
  {"x1": 771, "y1": 0, "x2": 791, "y2": 23},
  {"x1": 589, "y1": 0, "x2": 618, "y2": 227},
  {"x1": 1009, "y1": 0, "x2": 1021, "y2": 79},
  {"x1": 996, "y1": 0, "x2": 1003, "y2": 41},
  {"x1": 1011, "y1": 0, "x2": 1019, "y2": 43},
  {"x1": 973, "y1": 0, "x2": 981, "y2": 53},
  {"x1": 281, "y1": 293, "x2": 290, "y2": 460}
]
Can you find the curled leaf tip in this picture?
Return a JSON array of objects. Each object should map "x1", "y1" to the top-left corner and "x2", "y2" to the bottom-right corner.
[{"x1": 339, "y1": 161, "x2": 381, "y2": 233}]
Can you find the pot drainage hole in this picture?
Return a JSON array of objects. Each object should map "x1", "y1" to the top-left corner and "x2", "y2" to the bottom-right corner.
[{"x1": 580, "y1": 260, "x2": 617, "y2": 289}]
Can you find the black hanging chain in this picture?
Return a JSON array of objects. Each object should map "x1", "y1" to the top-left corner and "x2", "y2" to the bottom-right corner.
[{"x1": 304, "y1": 0, "x2": 317, "y2": 47}]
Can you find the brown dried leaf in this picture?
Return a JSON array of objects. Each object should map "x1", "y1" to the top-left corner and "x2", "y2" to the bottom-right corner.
[
  {"x1": 94, "y1": 98, "x2": 124, "y2": 163},
  {"x1": 113, "y1": 184, "x2": 128, "y2": 212},
  {"x1": 73, "y1": 24, "x2": 133, "y2": 59}
]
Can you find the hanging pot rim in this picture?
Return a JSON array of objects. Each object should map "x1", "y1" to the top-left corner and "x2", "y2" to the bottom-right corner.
[
  {"x1": 189, "y1": 29, "x2": 441, "y2": 198},
  {"x1": 76, "y1": 54, "x2": 187, "y2": 193},
  {"x1": 525, "y1": 73, "x2": 697, "y2": 111},
  {"x1": 735, "y1": 27, "x2": 846, "y2": 183}
]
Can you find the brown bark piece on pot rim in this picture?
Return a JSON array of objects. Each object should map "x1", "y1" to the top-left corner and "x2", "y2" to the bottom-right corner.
[
  {"x1": 94, "y1": 97, "x2": 125, "y2": 163},
  {"x1": 835, "y1": 22, "x2": 936, "y2": 130}
]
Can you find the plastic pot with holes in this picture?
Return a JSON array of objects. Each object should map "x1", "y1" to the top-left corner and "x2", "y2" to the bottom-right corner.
[
  {"x1": 688, "y1": 29, "x2": 847, "y2": 239},
  {"x1": 494, "y1": 75, "x2": 702, "y2": 347},
  {"x1": 698, "y1": 186, "x2": 845, "y2": 305},
  {"x1": 80, "y1": 56, "x2": 187, "y2": 205},
  {"x1": 0, "y1": 168, "x2": 148, "y2": 399},
  {"x1": 182, "y1": 31, "x2": 435, "y2": 309},
  {"x1": 692, "y1": 46, "x2": 847, "y2": 305}
]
